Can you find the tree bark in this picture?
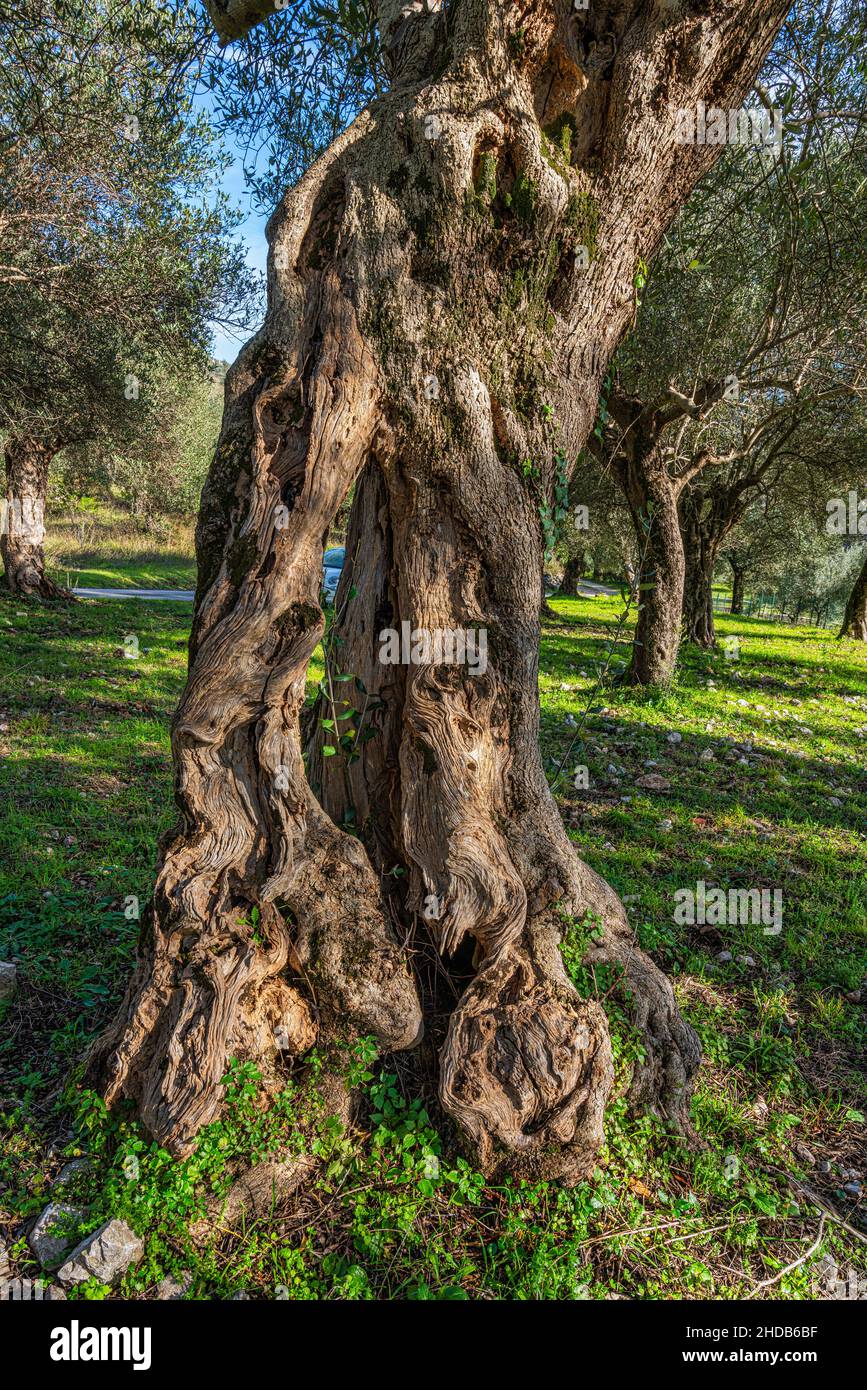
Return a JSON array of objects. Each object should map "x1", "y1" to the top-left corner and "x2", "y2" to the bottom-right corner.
[
  {"x1": 839, "y1": 550, "x2": 867, "y2": 640},
  {"x1": 683, "y1": 546, "x2": 717, "y2": 646},
  {"x1": 560, "y1": 551, "x2": 585, "y2": 595},
  {"x1": 729, "y1": 559, "x2": 746, "y2": 615},
  {"x1": 616, "y1": 444, "x2": 685, "y2": 686},
  {"x1": 92, "y1": 0, "x2": 787, "y2": 1181},
  {"x1": 680, "y1": 490, "x2": 718, "y2": 648},
  {"x1": 1, "y1": 437, "x2": 71, "y2": 598}
]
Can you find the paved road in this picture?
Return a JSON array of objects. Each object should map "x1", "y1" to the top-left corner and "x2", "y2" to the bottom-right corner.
[
  {"x1": 76, "y1": 587, "x2": 194, "y2": 601},
  {"x1": 572, "y1": 580, "x2": 619, "y2": 597},
  {"x1": 76, "y1": 578, "x2": 619, "y2": 603}
]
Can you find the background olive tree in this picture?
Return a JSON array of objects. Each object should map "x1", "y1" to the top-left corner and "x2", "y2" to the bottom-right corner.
[{"x1": 0, "y1": 0, "x2": 259, "y2": 595}]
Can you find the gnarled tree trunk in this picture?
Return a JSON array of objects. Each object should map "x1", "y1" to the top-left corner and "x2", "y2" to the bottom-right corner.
[
  {"x1": 839, "y1": 549, "x2": 867, "y2": 640},
  {"x1": 91, "y1": 0, "x2": 787, "y2": 1183},
  {"x1": 1, "y1": 437, "x2": 70, "y2": 598},
  {"x1": 560, "y1": 550, "x2": 585, "y2": 595}
]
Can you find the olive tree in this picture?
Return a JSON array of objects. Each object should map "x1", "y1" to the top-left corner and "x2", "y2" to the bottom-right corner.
[
  {"x1": 91, "y1": 0, "x2": 789, "y2": 1183},
  {"x1": 0, "y1": 0, "x2": 257, "y2": 595}
]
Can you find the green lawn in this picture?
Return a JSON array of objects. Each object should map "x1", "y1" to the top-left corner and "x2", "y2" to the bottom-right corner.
[
  {"x1": 45, "y1": 502, "x2": 198, "y2": 591},
  {"x1": 0, "y1": 587, "x2": 864, "y2": 1300},
  {"x1": 54, "y1": 557, "x2": 198, "y2": 590}
]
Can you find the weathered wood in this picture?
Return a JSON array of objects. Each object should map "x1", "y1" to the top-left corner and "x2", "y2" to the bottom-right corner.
[{"x1": 95, "y1": 0, "x2": 788, "y2": 1177}]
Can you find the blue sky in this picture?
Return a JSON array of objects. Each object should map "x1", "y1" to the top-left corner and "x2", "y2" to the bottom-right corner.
[{"x1": 207, "y1": 113, "x2": 269, "y2": 365}]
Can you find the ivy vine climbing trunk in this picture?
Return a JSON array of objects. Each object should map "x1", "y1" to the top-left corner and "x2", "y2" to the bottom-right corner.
[{"x1": 92, "y1": 0, "x2": 788, "y2": 1181}]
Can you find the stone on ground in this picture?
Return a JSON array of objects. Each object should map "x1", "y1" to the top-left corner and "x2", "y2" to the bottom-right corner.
[
  {"x1": 28, "y1": 1202, "x2": 89, "y2": 1270},
  {"x1": 57, "y1": 1218, "x2": 143, "y2": 1286}
]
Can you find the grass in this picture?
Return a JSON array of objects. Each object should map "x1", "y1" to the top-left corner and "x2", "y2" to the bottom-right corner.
[
  {"x1": 45, "y1": 502, "x2": 197, "y2": 590},
  {"x1": 0, "y1": 584, "x2": 864, "y2": 1301}
]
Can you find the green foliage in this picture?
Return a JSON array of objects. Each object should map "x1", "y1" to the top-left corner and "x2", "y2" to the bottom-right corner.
[
  {"x1": 205, "y1": 0, "x2": 381, "y2": 212},
  {"x1": 309, "y1": 568, "x2": 383, "y2": 783},
  {"x1": 538, "y1": 452, "x2": 571, "y2": 559},
  {"x1": 1, "y1": 579, "x2": 865, "y2": 1301},
  {"x1": 0, "y1": 0, "x2": 260, "y2": 462}
]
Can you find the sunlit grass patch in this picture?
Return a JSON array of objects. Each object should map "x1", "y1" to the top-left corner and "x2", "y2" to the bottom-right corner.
[{"x1": 0, "y1": 579, "x2": 864, "y2": 1299}]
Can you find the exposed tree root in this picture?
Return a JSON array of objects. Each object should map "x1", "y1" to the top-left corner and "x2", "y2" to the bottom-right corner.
[{"x1": 440, "y1": 944, "x2": 613, "y2": 1184}]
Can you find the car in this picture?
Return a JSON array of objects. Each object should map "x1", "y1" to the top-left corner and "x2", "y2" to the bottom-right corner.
[{"x1": 322, "y1": 546, "x2": 345, "y2": 604}]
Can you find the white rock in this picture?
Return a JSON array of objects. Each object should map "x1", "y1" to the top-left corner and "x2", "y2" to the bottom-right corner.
[
  {"x1": 666, "y1": 732, "x2": 682, "y2": 744},
  {"x1": 57, "y1": 1218, "x2": 143, "y2": 1286},
  {"x1": 699, "y1": 748, "x2": 715, "y2": 761},
  {"x1": 717, "y1": 950, "x2": 733, "y2": 962}
]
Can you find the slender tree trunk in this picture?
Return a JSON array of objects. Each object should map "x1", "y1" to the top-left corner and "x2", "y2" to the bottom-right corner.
[
  {"x1": 839, "y1": 550, "x2": 867, "y2": 640},
  {"x1": 1, "y1": 438, "x2": 70, "y2": 599},
  {"x1": 680, "y1": 492, "x2": 718, "y2": 648},
  {"x1": 91, "y1": 0, "x2": 787, "y2": 1181},
  {"x1": 617, "y1": 446, "x2": 685, "y2": 686},
  {"x1": 683, "y1": 547, "x2": 717, "y2": 645},
  {"x1": 729, "y1": 560, "x2": 746, "y2": 615}
]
